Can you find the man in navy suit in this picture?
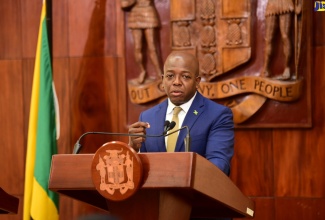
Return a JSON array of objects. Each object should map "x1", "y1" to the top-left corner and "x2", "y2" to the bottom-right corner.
[{"x1": 128, "y1": 51, "x2": 234, "y2": 176}]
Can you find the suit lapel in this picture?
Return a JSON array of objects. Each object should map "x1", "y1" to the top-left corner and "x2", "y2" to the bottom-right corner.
[{"x1": 175, "y1": 93, "x2": 205, "y2": 152}]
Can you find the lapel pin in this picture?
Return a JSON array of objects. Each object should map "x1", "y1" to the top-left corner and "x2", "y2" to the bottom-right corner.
[{"x1": 193, "y1": 110, "x2": 198, "y2": 115}]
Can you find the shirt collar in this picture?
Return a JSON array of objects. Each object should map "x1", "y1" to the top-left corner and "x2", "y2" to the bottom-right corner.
[{"x1": 167, "y1": 92, "x2": 197, "y2": 114}]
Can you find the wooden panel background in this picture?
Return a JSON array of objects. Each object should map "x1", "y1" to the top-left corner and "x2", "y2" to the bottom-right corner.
[{"x1": 0, "y1": 0, "x2": 324, "y2": 219}]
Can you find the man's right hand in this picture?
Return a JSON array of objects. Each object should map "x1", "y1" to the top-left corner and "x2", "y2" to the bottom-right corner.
[{"x1": 128, "y1": 121, "x2": 150, "y2": 152}]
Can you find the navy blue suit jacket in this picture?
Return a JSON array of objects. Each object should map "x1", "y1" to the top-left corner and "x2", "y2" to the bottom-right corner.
[{"x1": 139, "y1": 92, "x2": 234, "y2": 175}]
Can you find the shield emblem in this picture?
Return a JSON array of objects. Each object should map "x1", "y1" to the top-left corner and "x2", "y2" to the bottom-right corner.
[{"x1": 171, "y1": 0, "x2": 251, "y2": 81}]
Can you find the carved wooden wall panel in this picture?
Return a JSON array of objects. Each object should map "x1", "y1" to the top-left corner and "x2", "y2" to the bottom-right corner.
[
  {"x1": 125, "y1": 0, "x2": 312, "y2": 128},
  {"x1": 124, "y1": 0, "x2": 171, "y2": 125}
]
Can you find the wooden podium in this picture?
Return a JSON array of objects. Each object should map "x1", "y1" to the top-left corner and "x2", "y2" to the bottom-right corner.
[
  {"x1": 49, "y1": 152, "x2": 255, "y2": 219},
  {"x1": 0, "y1": 187, "x2": 19, "y2": 214}
]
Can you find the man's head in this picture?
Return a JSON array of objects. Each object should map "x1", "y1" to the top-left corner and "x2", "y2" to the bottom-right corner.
[{"x1": 162, "y1": 51, "x2": 201, "y2": 106}]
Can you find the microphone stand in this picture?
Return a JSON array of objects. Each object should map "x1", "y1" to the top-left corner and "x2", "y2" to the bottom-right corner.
[
  {"x1": 73, "y1": 123, "x2": 191, "y2": 154},
  {"x1": 165, "y1": 126, "x2": 191, "y2": 152}
]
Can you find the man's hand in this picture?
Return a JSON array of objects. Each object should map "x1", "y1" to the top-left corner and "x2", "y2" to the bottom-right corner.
[{"x1": 128, "y1": 121, "x2": 150, "y2": 152}]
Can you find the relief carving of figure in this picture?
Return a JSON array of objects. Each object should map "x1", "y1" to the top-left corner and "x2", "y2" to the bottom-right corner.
[
  {"x1": 122, "y1": 0, "x2": 162, "y2": 84},
  {"x1": 261, "y1": 0, "x2": 302, "y2": 80}
]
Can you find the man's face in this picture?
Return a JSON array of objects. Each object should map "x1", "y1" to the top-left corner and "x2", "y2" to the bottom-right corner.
[{"x1": 162, "y1": 54, "x2": 201, "y2": 106}]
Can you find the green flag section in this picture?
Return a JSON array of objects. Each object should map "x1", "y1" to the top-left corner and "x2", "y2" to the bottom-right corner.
[{"x1": 23, "y1": 1, "x2": 59, "y2": 219}]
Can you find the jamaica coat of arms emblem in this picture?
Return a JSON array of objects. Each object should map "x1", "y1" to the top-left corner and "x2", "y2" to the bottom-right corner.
[{"x1": 91, "y1": 141, "x2": 143, "y2": 201}]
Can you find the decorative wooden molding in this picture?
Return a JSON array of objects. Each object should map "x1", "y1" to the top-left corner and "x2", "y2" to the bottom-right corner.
[{"x1": 124, "y1": 0, "x2": 312, "y2": 128}]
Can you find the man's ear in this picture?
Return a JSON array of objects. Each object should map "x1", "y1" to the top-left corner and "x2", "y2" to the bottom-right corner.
[{"x1": 196, "y1": 76, "x2": 201, "y2": 86}]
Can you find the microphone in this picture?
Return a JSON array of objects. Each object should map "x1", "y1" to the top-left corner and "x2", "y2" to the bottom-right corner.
[
  {"x1": 163, "y1": 120, "x2": 170, "y2": 135},
  {"x1": 167, "y1": 121, "x2": 176, "y2": 132},
  {"x1": 73, "y1": 120, "x2": 175, "y2": 154}
]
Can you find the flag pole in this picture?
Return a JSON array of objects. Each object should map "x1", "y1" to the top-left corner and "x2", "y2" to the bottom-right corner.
[{"x1": 46, "y1": 0, "x2": 52, "y2": 58}]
